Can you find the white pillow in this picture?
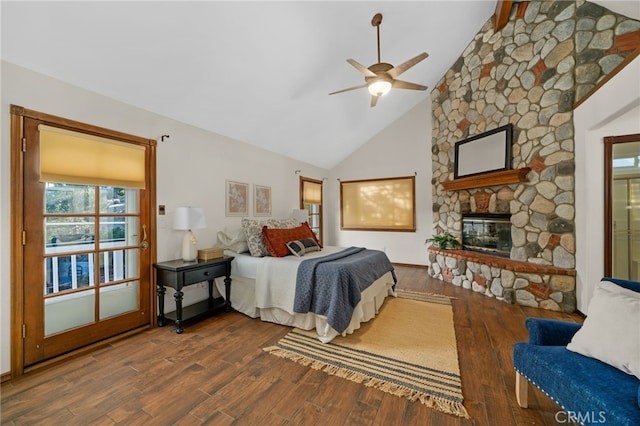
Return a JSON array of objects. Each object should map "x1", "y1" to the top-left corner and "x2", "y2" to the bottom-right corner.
[
  {"x1": 216, "y1": 227, "x2": 249, "y2": 253},
  {"x1": 567, "y1": 280, "x2": 640, "y2": 379}
]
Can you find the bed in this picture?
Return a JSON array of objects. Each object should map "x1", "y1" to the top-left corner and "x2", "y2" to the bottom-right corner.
[
  {"x1": 212, "y1": 219, "x2": 397, "y2": 342},
  {"x1": 213, "y1": 242, "x2": 396, "y2": 342}
]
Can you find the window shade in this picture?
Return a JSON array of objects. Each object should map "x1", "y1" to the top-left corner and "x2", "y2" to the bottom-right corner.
[
  {"x1": 340, "y1": 176, "x2": 415, "y2": 231},
  {"x1": 302, "y1": 180, "x2": 322, "y2": 204},
  {"x1": 39, "y1": 125, "x2": 146, "y2": 189}
]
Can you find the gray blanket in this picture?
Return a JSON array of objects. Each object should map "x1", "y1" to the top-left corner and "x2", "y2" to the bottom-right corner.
[{"x1": 293, "y1": 247, "x2": 396, "y2": 333}]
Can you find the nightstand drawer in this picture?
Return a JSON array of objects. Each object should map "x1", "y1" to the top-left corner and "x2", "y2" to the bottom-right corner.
[{"x1": 184, "y1": 264, "x2": 226, "y2": 284}]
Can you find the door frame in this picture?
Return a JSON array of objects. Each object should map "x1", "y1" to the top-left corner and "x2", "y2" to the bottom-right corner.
[
  {"x1": 603, "y1": 133, "x2": 640, "y2": 278},
  {"x1": 10, "y1": 105, "x2": 157, "y2": 379}
]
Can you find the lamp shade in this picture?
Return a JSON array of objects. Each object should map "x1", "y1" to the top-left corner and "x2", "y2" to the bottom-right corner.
[
  {"x1": 292, "y1": 209, "x2": 309, "y2": 223},
  {"x1": 368, "y1": 79, "x2": 392, "y2": 96},
  {"x1": 174, "y1": 207, "x2": 206, "y2": 230}
]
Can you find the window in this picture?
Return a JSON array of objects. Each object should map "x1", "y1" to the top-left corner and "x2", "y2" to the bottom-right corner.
[
  {"x1": 300, "y1": 177, "x2": 323, "y2": 243},
  {"x1": 340, "y1": 176, "x2": 416, "y2": 231},
  {"x1": 44, "y1": 183, "x2": 138, "y2": 296}
]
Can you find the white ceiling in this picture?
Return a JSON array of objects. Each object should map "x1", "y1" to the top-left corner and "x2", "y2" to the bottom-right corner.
[{"x1": 2, "y1": 1, "x2": 638, "y2": 169}]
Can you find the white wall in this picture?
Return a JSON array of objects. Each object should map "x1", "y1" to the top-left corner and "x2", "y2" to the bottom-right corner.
[
  {"x1": 328, "y1": 99, "x2": 433, "y2": 266},
  {"x1": 574, "y1": 55, "x2": 640, "y2": 313},
  {"x1": 0, "y1": 61, "x2": 327, "y2": 375}
]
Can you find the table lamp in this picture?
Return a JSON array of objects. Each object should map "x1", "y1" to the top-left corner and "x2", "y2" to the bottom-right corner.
[{"x1": 174, "y1": 207, "x2": 206, "y2": 261}]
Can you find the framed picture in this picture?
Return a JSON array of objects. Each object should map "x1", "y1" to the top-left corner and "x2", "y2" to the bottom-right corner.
[
  {"x1": 254, "y1": 185, "x2": 272, "y2": 216},
  {"x1": 225, "y1": 180, "x2": 249, "y2": 216},
  {"x1": 454, "y1": 124, "x2": 512, "y2": 179}
]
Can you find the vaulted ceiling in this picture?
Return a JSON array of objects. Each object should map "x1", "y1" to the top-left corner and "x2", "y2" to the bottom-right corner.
[{"x1": 2, "y1": 1, "x2": 637, "y2": 169}]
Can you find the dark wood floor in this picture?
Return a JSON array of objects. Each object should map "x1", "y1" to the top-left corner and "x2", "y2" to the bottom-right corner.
[{"x1": 1, "y1": 265, "x2": 582, "y2": 425}]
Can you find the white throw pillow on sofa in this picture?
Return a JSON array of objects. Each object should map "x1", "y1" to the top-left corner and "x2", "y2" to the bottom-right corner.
[{"x1": 567, "y1": 280, "x2": 640, "y2": 379}]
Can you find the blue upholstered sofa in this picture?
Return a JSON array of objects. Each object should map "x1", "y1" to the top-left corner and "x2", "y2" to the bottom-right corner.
[{"x1": 513, "y1": 277, "x2": 640, "y2": 426}]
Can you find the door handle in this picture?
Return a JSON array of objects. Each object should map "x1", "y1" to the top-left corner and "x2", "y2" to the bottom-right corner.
[{"x1": 140, "y1": 224, "x2": 149, "y2": 250}]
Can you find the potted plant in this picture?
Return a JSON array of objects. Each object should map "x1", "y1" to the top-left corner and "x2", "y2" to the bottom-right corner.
[{"x1": 425, "y1": 231, "x2": 461, "y2": 250}]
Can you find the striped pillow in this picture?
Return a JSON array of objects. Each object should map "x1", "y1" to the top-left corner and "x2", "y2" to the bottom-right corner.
[{"x1": 286, "y1": 238, "x2": 321, "y2": 257}]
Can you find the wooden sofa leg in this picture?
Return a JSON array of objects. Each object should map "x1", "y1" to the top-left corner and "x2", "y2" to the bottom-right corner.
[{"x1": 516, "y1": 372, "x2": 529, "y2": 408}]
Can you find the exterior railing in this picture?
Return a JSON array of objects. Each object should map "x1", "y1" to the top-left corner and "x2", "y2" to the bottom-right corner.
[{"x1": 45, "y1": 241, "x2": 128, "y2": 295}]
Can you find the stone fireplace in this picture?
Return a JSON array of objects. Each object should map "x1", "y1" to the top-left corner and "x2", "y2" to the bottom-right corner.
[{"x1": 427, "y1": 1, "x2": 640, "y2": 313}]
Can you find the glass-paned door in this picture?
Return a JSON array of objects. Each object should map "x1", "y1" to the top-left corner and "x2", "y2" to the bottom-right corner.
[
  {"x1": 22, "y1": 117, "x2": 152, "y2": 367},
  {"x1": 612, "y1": 178, "x2": 640, "y2": 280},
  {"x1": 608, "y1": 138, "x2": 640, "y2": 281},
  {"x1": 43, "y1": 184, "x2": 141, "y2": 334}
]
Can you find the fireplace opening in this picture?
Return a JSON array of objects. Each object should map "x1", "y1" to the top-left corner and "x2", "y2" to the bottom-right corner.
[{"x1": 462, "y1": 213, "x2": 512, "y2": 257}]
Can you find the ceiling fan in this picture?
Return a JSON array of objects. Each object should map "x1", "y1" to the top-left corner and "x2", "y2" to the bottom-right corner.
[{"x1": 329, "y1": 13, "x2": 429, "y2": 107}]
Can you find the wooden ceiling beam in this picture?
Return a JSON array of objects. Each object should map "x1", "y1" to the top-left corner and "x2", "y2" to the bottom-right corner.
[{"x1": 494, "y1": 0, "x2": 513, "y2": 31}]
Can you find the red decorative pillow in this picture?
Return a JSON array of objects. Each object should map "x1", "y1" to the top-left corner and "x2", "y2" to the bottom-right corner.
[{"x1": 262, "y1": 222, "x2": 321, "y2": 257}]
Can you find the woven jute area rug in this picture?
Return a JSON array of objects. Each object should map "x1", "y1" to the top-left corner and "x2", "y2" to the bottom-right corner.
[{"x1": 263, "y1": 291, "x2": 470, "y2": 419}]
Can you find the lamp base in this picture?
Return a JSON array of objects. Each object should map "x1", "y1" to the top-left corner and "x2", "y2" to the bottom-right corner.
[{"x1": 182, "y1": 230, "x2": 197, "y2": 261}]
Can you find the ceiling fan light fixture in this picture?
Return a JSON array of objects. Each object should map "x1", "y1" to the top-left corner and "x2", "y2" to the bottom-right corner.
[
  {"x1": 367, "y1": 79, "x2": 392, "y2": 96},
  {"x1": 329, "y1": 13, "x2": 428, "y2": 106}
]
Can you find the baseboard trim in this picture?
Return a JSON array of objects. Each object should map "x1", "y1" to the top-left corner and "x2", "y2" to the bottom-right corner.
[{"x1": 392, "y1": 262, "x2": 428, "y2": 269}]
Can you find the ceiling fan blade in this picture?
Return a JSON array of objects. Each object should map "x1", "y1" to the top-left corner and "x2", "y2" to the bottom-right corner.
[
  {"x1": 329, "y1": 83, "x2": 368, "y2": 96},
  {"x1": 387, "y1": 52, "x2": 429, "y2": 79},
  {"x1": 392, "y1": 79, "x2": 428, "y2": 91},
  {"x1": 347, "y1": 59, "x2": 377, "y2": 77},
  {"x1": 370, "y1": 95, "x2": 379, "y2": 108}
]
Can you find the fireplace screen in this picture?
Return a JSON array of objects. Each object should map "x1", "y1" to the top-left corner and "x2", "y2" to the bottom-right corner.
[{"x1": 462, "y1": 214, "x2": 512, "y2": 257}]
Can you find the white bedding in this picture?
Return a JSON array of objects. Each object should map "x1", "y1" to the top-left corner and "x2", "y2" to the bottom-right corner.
[{"x1": 214, "y1": 247, "x2": 396, "y2": 342}]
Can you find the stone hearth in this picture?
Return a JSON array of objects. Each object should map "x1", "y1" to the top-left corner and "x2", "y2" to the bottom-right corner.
[{"x1": 428, "y1": 247, "x2": 576, "y2": 312}]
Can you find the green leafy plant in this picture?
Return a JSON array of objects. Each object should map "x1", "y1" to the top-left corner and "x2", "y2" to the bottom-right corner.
[{"x1": 425, "y1": 231, "x2": 461, "y2": 250}]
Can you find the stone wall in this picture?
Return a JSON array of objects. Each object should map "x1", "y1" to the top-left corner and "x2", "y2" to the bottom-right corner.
[{"x1": 429, "y1": 1, "x2": 640, "y2": 312}]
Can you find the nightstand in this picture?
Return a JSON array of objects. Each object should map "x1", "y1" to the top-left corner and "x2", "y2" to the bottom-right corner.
[{"x1": 154, "y1": 256, "x2": 234, "y2": 334}]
